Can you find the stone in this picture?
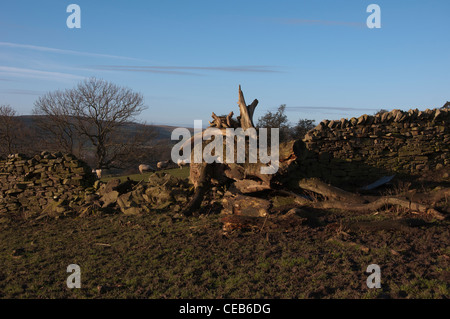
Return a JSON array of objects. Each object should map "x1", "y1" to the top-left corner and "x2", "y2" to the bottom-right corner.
[
  {"x1": 357, "y1": 115, "x2": 367, "y2": 125},
  {"x1": 100, "y1": 191, "x2": 119, "y2": 208},
  {"x1": 121, "y1": 207, "x2": 143, "y2": 215}
]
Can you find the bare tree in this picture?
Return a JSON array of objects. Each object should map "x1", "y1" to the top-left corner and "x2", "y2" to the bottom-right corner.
[
  {"x1": 33, "y1": 77, "x2": 148, "y2": 169},
  {"x1": 33, "y1": 91, "x2": 82, "y2": 156},
  {"x1": 0, "y1": 104, "x2": 19, "y2": 156}
]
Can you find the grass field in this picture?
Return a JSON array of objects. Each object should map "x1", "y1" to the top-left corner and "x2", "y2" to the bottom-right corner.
[
  {"x1": 101, "y1": 167, "x2": 190, "y2": 183},
  {"x1": 0, "y1": 205, "x2": 448, "y2": 299}
]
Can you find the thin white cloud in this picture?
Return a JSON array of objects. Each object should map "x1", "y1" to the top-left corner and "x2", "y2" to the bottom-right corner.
[
  {"x1": 0, "y1": 41, "x2": 143, "y2": 61},
  {"x1": 276, "y1": 18, "x2": 366, "y2": 28},
  {"x1": 286, "y1": 106, "x2": 378, "y2": 112},
  {"x1": 93, "y1": 66, "x2": 201, "y2": 76},
  {"x1": 92, "y1": 65, "x2": 282, "y2": 75},
  {"x1": 0, "y1": 66, "x2": 84, "y2": 81}
]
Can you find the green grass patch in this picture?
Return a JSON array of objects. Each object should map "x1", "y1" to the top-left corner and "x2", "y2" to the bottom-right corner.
[{"x1": 101, "y1": 167, "x2": 190, "y2": 183}]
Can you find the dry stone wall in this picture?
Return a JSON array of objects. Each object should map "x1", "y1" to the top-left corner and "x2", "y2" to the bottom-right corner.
[
  {"x1": 0, "y1": 151, "x2": 192, "y2": 220},
  {"x1": 0, "y1": 151, "x2": 96, "y2": 219},
  {"x1": 300, "y1": 107, "x2": 450, "y2": 186}
]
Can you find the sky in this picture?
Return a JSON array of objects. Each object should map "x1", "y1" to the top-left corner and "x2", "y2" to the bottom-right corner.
[{"x1": 0, "y1": 0, "x2": 449, "y2": 127}]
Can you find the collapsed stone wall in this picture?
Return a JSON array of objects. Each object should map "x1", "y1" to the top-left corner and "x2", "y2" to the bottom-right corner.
[
  {"x1": 0, "y1": 151, "x2": 192, "y2": 220},
  {"x1": 0, "y1": 151, "x2": 96, "y2": 219},
  {"x1": 300, "y1": 107, "x2": 450, "y2": 187}
]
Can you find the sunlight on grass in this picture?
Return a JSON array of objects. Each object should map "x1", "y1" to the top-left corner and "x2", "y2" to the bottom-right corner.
[{"x1": 101, "y1": 167, "x2": 190, "y2": 183}]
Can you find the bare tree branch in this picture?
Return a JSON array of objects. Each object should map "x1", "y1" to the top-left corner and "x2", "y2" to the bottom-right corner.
[
  {"x1": 0, "y1": 104, "x2": 17, "y2": 155},
  {"x1": 33, "y1": 77, "x2": 148, "y2": 169}
]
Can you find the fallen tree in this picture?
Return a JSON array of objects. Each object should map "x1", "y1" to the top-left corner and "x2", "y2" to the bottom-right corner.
[{"x1": 179, "y1": 86, "x2": 448, "y2": 223}]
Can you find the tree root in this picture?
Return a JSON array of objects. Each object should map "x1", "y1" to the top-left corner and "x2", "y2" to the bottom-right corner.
[
  {"x1": 295, "y1": 178, "x2": 446, "y2": 220},
  {"x1": 312, "y1": 197, "x2": 445, "y2": 220}
]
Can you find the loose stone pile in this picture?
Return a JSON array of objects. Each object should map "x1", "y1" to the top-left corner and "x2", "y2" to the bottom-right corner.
[{"x1": 96, "y1": 173, "x2": 192, "y2": 215}]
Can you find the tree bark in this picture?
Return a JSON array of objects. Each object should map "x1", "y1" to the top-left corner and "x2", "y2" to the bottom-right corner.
[
  {"x1": 181, "y1": 162, "x2": 209, "y2": 216},
  {"x1": 298, "y1": 178, "x2": 367, "y2": 204},
  {"x1": 233, "y1": 179, "x2": 272, "y2": 193},
  {"x1": 237, "y1": 85, "x2": 258, "y2": 130}
]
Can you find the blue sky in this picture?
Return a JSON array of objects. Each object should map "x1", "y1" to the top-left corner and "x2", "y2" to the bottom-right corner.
[{"x1": 1, "y1": 0, "x2": 449, "y2": 127}]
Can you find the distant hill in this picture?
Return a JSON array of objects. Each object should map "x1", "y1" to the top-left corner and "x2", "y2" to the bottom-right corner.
[{"x1": 16, "y1": 115, "x2": 193, "y2": 142}]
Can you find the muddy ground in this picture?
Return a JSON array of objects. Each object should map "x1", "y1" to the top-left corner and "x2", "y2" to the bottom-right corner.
[{"x1": 0, "y1": 203, "x2": 448, "y2": 299}]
